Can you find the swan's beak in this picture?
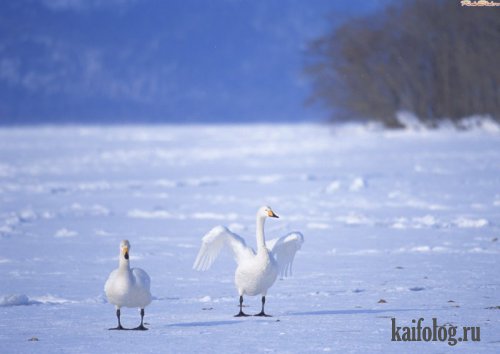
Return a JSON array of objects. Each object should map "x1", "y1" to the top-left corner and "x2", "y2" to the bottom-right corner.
[
  {"x1": 268, "y1": 210, "x2": 279, "y2": 218},
  {"x1": 123, "y1": 247, "x2": 129, "y2": 260}
]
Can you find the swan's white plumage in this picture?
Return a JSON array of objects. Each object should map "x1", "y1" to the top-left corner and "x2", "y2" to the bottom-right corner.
[
  {"x1": 105, "y1": 240, "x2": 152, "y2": 310},
  {"x1": 267, "y1": 232, "x2": 304, "y2": 277},
  {"x1": 193, "y1": 207, "x2": 303, "y2": 299},
  {"x1": 193, "y1": 226, "x2": 254, "y2": 271}
]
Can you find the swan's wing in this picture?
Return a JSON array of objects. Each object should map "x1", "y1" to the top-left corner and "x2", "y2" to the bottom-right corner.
[
  {"x1": 268, "y1": 232, "x2": 304, "y2": 278},
  {"x1": 193, "y1": 226, "x2": 255, "y2": 271},
  {"x1": 132, "y1": 267, "x2": 151, "y2": 291}
]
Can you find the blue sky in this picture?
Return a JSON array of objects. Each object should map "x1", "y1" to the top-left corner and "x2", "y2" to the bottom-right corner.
[{"x1": 0, "y1": 0, "x2": 390, "y2": 124}]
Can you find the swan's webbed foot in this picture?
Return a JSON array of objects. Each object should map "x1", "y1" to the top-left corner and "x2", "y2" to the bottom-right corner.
[
  {"x1": 254, "y1": 296, "x2": 271, "y2": 317},
  {"x1": 234, "y1": 295, "x2": 249, "y2": 317},
  {"x1": 234, "y1": 311, "x2": 250, "y2": 317},
  {"x1": 109, "y1": 325, "x2": 127, "y2": 330},
  {"x1": 132, "y1": 324, "x2": 148, "y2": 331},
  {"x1": 254, "y1": 311, "x2": 272, "y2": 317}
]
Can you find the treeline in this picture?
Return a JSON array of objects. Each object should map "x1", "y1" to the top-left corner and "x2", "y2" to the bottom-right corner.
[{"x1": 305, "y1": 0, "x2": 500, "y2": 127}]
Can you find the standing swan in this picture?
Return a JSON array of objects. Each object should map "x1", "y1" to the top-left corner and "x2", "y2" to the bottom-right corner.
[
  {"x1": 105, "y1": 240, "x2": 152, "y2": 330},
  {"x1": 193, "y1": 206, "x2": 304, "y2": 317}
]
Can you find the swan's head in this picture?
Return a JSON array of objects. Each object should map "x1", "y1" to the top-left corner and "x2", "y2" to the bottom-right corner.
[
  {"x1": 258, "y1": 206, "x2": 279, "y2": 219},
  {"x1": 120, "y1": 240, "x2": 130, "y2": 260}
]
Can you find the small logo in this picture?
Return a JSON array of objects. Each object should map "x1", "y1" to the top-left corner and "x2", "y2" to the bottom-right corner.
[{"x1": 461, "y1": 0, "x2": 500, "y2": 6}]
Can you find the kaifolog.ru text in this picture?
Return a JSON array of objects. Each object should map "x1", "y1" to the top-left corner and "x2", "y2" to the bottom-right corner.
[{"x1": 391, "y1": 318, "x2": 480, "y2": 346}]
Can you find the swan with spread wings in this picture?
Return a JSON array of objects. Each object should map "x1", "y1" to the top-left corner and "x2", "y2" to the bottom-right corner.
[{"x1": 193, "y1": 206, "x2": 304, "y2": 317}]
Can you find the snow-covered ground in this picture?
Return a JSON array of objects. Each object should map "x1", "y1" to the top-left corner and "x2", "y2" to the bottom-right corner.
[{"x1": 0, "y1": 123, "x2": 499, "y2": 353}]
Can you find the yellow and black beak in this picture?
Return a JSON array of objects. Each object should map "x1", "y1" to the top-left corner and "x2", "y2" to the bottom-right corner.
[
  {"x1": 123, "y1": 247, "x2": 129, "y2": 260},
  {"x1": 267, "y1": 210, "x2": 279, "y2": 218}
]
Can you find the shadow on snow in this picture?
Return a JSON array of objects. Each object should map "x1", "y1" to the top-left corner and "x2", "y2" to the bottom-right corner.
[
  {"x1": 167, "y1": 320, "x2": 243, "y2": 327},
  {"x1": 286, "y1": 308, "x2": 430, "y2": 316}
]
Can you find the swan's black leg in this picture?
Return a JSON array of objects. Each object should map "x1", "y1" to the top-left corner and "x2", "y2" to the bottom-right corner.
[
  {"x1": 254, "y1": 296, "x2": 271, "y2": 317},
  {"x1": 234, "y1": 296, "x2": 249, "y2": 317},
  {"x1": 133, "y1": 308, "x2": 148, "y2": 330},
  {"x1": 109, "y1": 309, "x2": 126, "y2": 330}
]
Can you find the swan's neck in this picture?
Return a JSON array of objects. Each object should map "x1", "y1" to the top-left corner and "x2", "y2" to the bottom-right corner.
[
  {"x1": 119, "y1": 256, "x2": 130, "y2": 271},
  {"x1": 256, "y1": 215, "x2": 267, "y2": 252}
]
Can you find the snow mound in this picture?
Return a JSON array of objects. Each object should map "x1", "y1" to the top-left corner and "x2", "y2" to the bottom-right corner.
[
  {"x1": 199, "y1": 296, "x2": 212, "y2": 303},
  {"x1": 396, "y1": 111, "x2": 500, "y2": 133},
  {"x1": 54, "y1": 228, "x2": 78, "y2": 238},
  {"x1": 307, "y1": 222, "x2": 331, "y2": 230},
  {"x1": 325, "y1": 180, "x2": 341, "y2": 194},
  {"x1": 396, "y1": 111, "x2": 426, "y2": 131},
  {"x1": 335, "y1": 213, "x2": 373, "y2": 226},
  {"x1": 128, "y1": 209, "x2": 176, "y2": 219},
  {"x1": 67, "y1": 203, "x2": 110, "y2": 216},
  {"x1": 192, "y1": 212, "x2": 238, "y2": 221},
  {"x1": 0, "y1": 294, "x2": 80, "y2": 307},
  {"x1": 0, "y1": 294, "x2": 37, "y2": 307},
  {"x1": 454, "y1": 217, "x2": 489, "y2": 228},
  {"x1": 349, "y1": 177, "x2": 366, "y2": 191},
  {"x1": 391, "y1": 215, "x2": 444, "y2": 229},
  {"x1": 31, "y1": 295, "x2": 77, "y2": 304},
  {"x1": 458, "y1": 115, "x2": 500, "y2": 133}
]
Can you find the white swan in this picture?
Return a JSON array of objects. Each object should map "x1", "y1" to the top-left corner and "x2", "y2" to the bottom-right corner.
[
  {"x1": 105, "y1": 240, "x2": 152, "y2": 330},
  {"x1": 193, "y1": 206, "x2": 304, "y2": 316}
]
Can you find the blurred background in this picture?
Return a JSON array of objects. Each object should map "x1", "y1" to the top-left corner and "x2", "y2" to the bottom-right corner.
[{"x1": 0, "y1": 0, "x2": 498, "y2": 126}]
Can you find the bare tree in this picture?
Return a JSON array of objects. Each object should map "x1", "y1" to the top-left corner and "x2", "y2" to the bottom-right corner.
[{"x1": 305, "y1": 0, "x2": 500, "y2": 127}]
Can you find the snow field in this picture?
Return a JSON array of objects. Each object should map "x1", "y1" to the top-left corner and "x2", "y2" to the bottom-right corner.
[{"x1": 0, "y1": 123, "x2": 499, "y2": 353}]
